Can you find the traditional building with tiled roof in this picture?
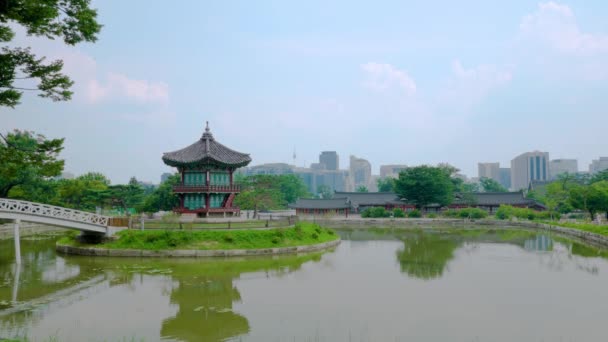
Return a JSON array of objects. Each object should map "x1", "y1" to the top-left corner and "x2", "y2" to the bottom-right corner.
[
  {"x1": 289, "y1": 190, "x2": 546, "y2": 217},
  {"x1": 162, "y1": 122, "x2": 252, "y2": 217},
  {"x1": 452, "y1": 191, "x2": 546, "y2": 213},
  {"x1": 288, "y1": 198, "x2": 351, "y2": 216}
]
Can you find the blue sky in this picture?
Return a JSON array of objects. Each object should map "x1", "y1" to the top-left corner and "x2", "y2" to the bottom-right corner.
[{"x1": 4, "y1": 1, "x2": 608, "y2": 183}]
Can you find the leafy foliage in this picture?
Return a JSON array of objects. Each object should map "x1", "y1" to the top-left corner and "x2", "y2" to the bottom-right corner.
[
  {"x1": 361, "y1": 206, "x2": 390, "y2": 218},
  {"x1": 0, "y1": 130, "x2": 64, "y2": 197},
  {"x1": 1, "y1": 0, "x2": 102, "y2": 107},
  {"x1": 442, "y1": 208, "x2": 488, "y2": 219},
  {"x1": 392, "y1": 208, "x2": 406, "y2": 218},
  {"x1": 495, "y1": 205, "x2": 552, "y2": 221},
  {"x1": 235, "y1": 174, "x2": 310, "y2": 212},
  {"x1": 356, "y1": 185, "x2": 369, "y2": 193},
  {"x1": 377, "y1": 177, "x2": 395, "y2": 192},
  {"x1": 394, "y1": 165, "x2": 454, "y2": 209},
  {"x1": 141, "y1": 174, "x2": 180, "y2": 213},
  {"x1": 407, "y1": 209, "x2": 422, "y2": 218},
  {"x1": 479, "y1": 177, "x2": 507, "y2": 192}
]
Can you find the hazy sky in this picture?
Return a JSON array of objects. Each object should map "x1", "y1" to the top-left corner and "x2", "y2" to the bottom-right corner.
[{"x1": 3, "y1": 1, "x2": 608, "y2": 184}]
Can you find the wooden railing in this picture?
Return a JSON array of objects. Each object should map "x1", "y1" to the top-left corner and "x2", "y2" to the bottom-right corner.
[{"x1": 173, "y1": 184, "x2": 241, "y2": 193}]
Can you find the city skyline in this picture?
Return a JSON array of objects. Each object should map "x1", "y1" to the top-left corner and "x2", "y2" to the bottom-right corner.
[{"x1": 5, "y1": 1, "x2": 608, "y2": 184}]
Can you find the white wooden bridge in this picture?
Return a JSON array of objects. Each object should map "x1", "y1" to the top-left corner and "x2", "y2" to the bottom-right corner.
[{"x1": 0, "y1": 198, "x2": 121, "y2": 264}]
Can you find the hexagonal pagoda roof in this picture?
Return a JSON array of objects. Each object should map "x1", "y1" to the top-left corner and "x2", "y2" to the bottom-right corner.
[{"x1": 162, "y1": 122, "x2": 252, "y2": 168}]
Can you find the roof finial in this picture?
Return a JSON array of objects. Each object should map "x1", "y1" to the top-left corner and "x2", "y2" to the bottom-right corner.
[{"x1": 205, "y1": 121, "x2": 210, "y2": 133}]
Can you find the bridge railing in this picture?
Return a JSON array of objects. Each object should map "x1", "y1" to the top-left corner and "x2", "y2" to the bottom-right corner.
[{"x1": 0, "y1": 198, "x2": 109, "y2": 227}]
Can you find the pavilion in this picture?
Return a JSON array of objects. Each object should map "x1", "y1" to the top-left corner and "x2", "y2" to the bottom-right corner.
[{"x1": 162, "y1": 122, "x2": 251, "y2": 217}]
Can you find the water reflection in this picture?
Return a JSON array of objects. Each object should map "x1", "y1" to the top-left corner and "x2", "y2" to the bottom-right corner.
[
  {"x1": 2, "y1": 229, "x2": 608, "y2": 341},
  {"x1": 396, "y1": 233, "x2": 460, "y2": 280},
  {"x1": 0, "y1": 236, "x2": 326, "y2": 341}
]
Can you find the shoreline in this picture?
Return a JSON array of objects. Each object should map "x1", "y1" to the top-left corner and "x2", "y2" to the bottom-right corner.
[
  {"x1": 56, "y1": 238, "x2": 341, "y2": 257},
  {"x1": 310, "y1": 218, "x2": 608, "y2": 248}
]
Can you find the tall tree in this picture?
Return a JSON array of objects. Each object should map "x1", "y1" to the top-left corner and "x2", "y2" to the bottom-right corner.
[
  {"x1": 356, "y1": 185, "x2": 369, "y2": 193},
  {"x1": 479, "y1": 177, "x2": 508, "y2": 192},
  {"x1": 377, "y1": 177, "x2": 395, "y2": 192},
  {"x1": 141, "y1": 174, "x2": 180, "y2": 213},
  {"x1": 316, "y1": 184, "x2": 332, "y2": 199},
  {"x1": 0, "y1": 130, "x2": 64, "y2": 197},
  {"x1": 569, "y1": 182, "x2": 608, "y2": 220},
  {"x1": 590, "y1": 170, "x2": 608, "y2": 184},
  {"x1": 1, "y1": 0, "x2": 101, "y2": 108},
  {"x1": 394, "y1": 165, "x2": 454, "y2": 209}
]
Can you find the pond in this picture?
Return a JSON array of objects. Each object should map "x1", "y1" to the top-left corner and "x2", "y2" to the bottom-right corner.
[{"x1": 1, "y1": 228, "x2": 608, "y2": 341}]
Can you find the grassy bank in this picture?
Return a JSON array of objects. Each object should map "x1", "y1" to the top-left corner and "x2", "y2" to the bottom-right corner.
[
  {"x1": 543, "y1": 221, "x2": 608, "y2": 236},
  {"x1": 58, "y1": 222, "x2": 338, "y2": 251}
]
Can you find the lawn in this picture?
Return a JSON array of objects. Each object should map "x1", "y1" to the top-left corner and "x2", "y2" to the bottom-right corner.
[{"x1": 58, "y1": 222, "x2": 338, "y2": 251}]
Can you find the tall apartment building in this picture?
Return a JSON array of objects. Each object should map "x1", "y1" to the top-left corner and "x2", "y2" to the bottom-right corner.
[
  {"x1": 589, "y1": 157, "x2": 608, "y2": 174},
  {"x1": 511, "y1": 151, "x2": 550, "y2": 190},
  {"x1": 380, "y1": 164, "x2": 408, "y2": 178},
  {"x1": 499, "y1": 168, "x2": 511, "y2": 190},
  {"x1": 349, "y1": 155, "x2": 372, "y2": 190},
  {"x1": 319, "y1": 151, "x2": 339, "y2": 171},
  {"x1": 478, "y1": 162, "x2": 500, "y2": 182},
  {"x1": 549, "y1": 159, "x2": 578, "y2": 179}
]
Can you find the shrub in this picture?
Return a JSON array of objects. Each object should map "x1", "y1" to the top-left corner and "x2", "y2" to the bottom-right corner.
[
  {"x1": 311, "y1": 232, "x2": 319, "y2": 239},
  {"x1": 361, "y1": 207, "x2": 390, "y2": 218},
  {"x1": 427, "y1": 213, "x2": 438, "y2": 218},
  {"x1": 393, "y1": 208, "x2": 406, "y2": 218},
  {"x1": 408, "y1": 209, "x2": 422, "y2": 218},
  {"x1": 271, "y1": 236, "x2": 281, "y2": 244},
  {"x1": 274, "y1": 228, "x2": 285, "y2": 238},
  {"x1": 494, "y1": 205, "x2": 548, "y2": 221},
  {"x1": 326, "y1": 228, "x2": 335, "y2": 235},
  {"x1": 224, "y1": 233, "x2": 235, "y2": 243}
]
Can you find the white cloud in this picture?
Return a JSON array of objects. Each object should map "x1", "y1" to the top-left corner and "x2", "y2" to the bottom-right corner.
[
  {"x1": 437, "y1": 60, "x2": 512, "y2": 113},
  {"x1": 361, "y1": 62, "x2": 417, "y2": 95},
  {"x1": 87, "y1": 72, "x2": 170, "y2": 105},
  {"x1": 520, "y1": 2, "x2": 608, "y2": 55}
]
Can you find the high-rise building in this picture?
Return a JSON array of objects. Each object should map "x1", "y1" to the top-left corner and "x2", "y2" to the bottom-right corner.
[
  {"x1": 349, "y1": 155, "x2": 372, "y2": 190},
  {"x1": 160, "y1": 172, "x2": 172, "y2": 183},
  {"x1": 380, "y1": 164, "x2": 408, "y2": 178},
  {"x1": 510, "y1": 151, "x2": 549, "y2": 190},
  {"x1": 549, "y1": 159, "x2": 578, "y2": 179},
  {"x1": 478, "y1": 162, "x2": 500, "y2": 181},
  {"x1": 499, "y1": 168, "x2": 511, "y2": 190},
  {"x1": 319, "y1": 151, "x2": 339, "y2": 171},
  {"x1": 590, "y1": 157, "x2": 608, "y2": 174}
]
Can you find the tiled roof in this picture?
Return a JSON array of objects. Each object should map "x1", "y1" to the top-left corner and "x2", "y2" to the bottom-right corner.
[
  {"x1": 454, "y1": 191, "x2": 544, "y2": 207},
  {"x1": 162, "y1": 124, "x2": 252, "y2": 168},
  {"x1": 288, "y1": 197, "x2": 351, "y2": 209},
  {"x1": 334, "y1": 192, "x2": 406, "y2": 207}
]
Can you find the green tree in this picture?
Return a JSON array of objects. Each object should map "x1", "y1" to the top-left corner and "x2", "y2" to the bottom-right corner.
[
  {"x1": 105, "y1": 177, "x2": 145, "y2": 213},
  {"x1": 276, "y1": 174, "x2": 310, "y2": 204},
  {"x1": 141, "y1": 174, "x2": 180, "y2": 213},
  {"x1": 356, "y1": 185, "x2": 369, "y2": 193},
  {"x1": 56, "y1": 176, "x2": 107, "y2": 210},
  {"x1": 0, "y1": 130, "x2": 64, "y2": 197},
  {"x1": 377, "y1": 177, "x2": 395, "y2": 192},
  {"x1": 479, "y1": 177, "x2": 507, "y2": 192},
  {"x1": 1, "y1": 0, "x2": 101, "y2": 108},
  {"x1": 316, "y1": 184, "x2": 332, "y2": 199},
  {"x1": 590, "y1": 170, "x2": 608, "y2": 184},
  {"x1": 234, "y1": 175, "x2": 283, "y2": 216},
  {"x1": 394, "y1": 165, "x2": 454, "y2": 210},
  {"x1": 569, "y1": 182, "x2": 608, "y2": 219}
]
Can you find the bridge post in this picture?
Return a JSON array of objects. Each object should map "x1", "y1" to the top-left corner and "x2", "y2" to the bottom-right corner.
[{"x1": 13, "y1": 218, "x2": 21, "y2": 265}]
